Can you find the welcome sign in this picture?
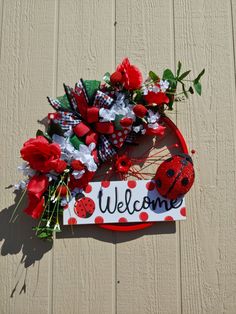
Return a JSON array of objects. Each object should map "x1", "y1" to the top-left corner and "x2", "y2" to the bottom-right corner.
[{"x1": 63, "y1": 180, "x2": 186, "y2": 225}]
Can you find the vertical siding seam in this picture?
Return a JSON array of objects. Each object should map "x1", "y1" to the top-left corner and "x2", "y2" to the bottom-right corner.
[
  {"x1": 230, "y1": 0, "x2": 236, "y2": 89},
  {"x1": 49, "y1": 0, "x2": 60, "y2": 314},
  {"x1": 172, "y1": 0, "x2": 183, "y2": 314},
  {"x1": 0, "y1": 0, "x2": 4, "y2": 64},
  {"x1": 113, "y1": 1, "x2": 117, "y2": 313}
]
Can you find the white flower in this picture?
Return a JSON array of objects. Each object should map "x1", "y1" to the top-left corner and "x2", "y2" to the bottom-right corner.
[
  {"x1": 54, "y1": 223, "x2": 61, "y2": 232},
  {"x1": 142, "y1": 87, "x2": 149, "y2": 95},
  {"x1": 18, "y1": 163, "x2": 36, "y2": 177},
  {"x1": 99, "y1": 108, "x2": 116, "y2": 122},
  {"x1": 147, "y1": 110, "x2": 160, "y2": 124},
  {"x1": 72, "y1": 143, "x2": 97, "y2": 172},
  {"x1": 148, "y1": 122, "x2": 159, "y2": 129},
  {"x1": 133, "y1": 125, "x2": 143, "y2": 133},
  {"x1": 72, "y1": 169, "x2": 85, "y2": 179},
  {"x1": 152, "y1": 85, "x2": 160, "y2": 93},
  {"x1": 60, "y1": 198, "x2": 68, "y2": 206},
  {"x1": 159, "y1": 80, "x2": 169, "y2": 92},
  {"x1": 14, "y1": 180, "x2": 28, "y2": 190}
]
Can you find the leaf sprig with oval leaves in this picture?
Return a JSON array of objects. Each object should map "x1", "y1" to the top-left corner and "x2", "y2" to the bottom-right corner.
[{"x1": 162, "y1": 61, "x2": 205, "y2": 110}]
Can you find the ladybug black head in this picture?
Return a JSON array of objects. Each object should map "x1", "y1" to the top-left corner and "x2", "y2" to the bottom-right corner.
[{"x1": 177, "y1": 153, "x2": 193, "y2": 165}]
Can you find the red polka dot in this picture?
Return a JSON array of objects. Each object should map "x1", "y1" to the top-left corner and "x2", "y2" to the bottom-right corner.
[
  {"x1": 127, "y1": 180, "x2": 137, "y2": 189},
  {"x1": 146, "y1": 181, "x2": 155, "y2": 191},
  {"x1": 84, "y1": 184, "x2": 92, "y2": 193},
  {"x1": 101, "y1": 181, "x2": 110, "y2": 188},
  {"x1": 180, "y1": 207, "x2": 186, "y2": 216},
  {"x1": 68, "y1": 217, "x2": 77, "y2": 225},
  {"x1": 119, "y1": 217, "x2": 128, "y2": 223},
  {"x1": 139, "y1": 212, "x2": 149, "y2": 221},
  {"x1": 164, "y1": 216, "x2": 174, "y2": 221},
  {"x1": 95, "y1": 216, "x2": 104, "y2": 224},
  {"x1": 63, "y1": 204, "x2": 69, "y2": 210}
]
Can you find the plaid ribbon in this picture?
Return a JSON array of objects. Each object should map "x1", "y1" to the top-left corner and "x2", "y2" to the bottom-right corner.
[
  {"x1": 98, "y1": 135, "x2": 117, "y2": 162},
  {"x1": 93, "y1": 90, "x2": 114, "y2": 108},
  {"x1": 125, "y1": 131, "x2": 137, "y2": 144}
]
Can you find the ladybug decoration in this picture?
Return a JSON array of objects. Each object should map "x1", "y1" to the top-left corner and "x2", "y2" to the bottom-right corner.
[
  {"x1": 155, "y1": 154, "x2": 195, "y2": 200},
  {"x1": 74, "y1": 196, "x2": 95, "y2": 218}
]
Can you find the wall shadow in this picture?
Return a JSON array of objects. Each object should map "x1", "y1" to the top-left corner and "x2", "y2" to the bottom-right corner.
[
  {"x1": 0, "y1": 190, "x2": 52, "y2": 268},
  {"x1": 56, "y1": 220, "x2": 176, "y2": 243}
]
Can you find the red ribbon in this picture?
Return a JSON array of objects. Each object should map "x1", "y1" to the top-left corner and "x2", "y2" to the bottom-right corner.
[
  {"x1": 24, "y1": 175, "x2": 49, "y2": 219},
  {"x1": 71, "y1": 88, "x2": 114, "y2": 145}
]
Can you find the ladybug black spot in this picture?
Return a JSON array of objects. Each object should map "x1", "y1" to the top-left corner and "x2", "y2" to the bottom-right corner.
[
  {"x1": 166, "y1": 169, "x2": 175, "y2": 177},
  {"x1": 156, "y1": 179, "x2": 162, "y2": 188},
  {"x1": 181, "y1": 177, "x2": 189, "y2": 186}
]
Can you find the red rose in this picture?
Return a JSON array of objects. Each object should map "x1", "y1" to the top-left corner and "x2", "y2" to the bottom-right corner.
[
  {"x1": 116, "y1": 58, "x2": 142, "y2": 90},
  {"x1": 115, "y1": 155, "x2": 132, "y2": 174},
  {"x1": 144, "y1": 92, "x2": 169, "y2": 106},
  {"x1": 20, "y1": 136, "x2": 62, "y2": 173}
]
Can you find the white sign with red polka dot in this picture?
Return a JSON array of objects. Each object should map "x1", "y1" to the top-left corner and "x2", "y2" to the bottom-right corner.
[{"x1": 63, "y1": 180, "x2": 186, "y2": 225}]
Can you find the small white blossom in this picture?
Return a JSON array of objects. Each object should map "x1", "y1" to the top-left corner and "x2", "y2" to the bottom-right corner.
[
  {"x1": 99, "y1": 108, "x2": 116, "y2": 122},
  {"x1": 54, "y1": 223, "x2": 61, "y2": 232},
  {"x1": 14, "y1": 180, "x2": 28, "y2": 190},
  {"x1": 60, "y1": 198, "x2": 68, "y2": 206},
  {"x1": 72, "y1": 169, "x2": 85, "y2": 179},
  {"x1": 159, "y1": 80, "x2": 169, "y2": 92},
  {"x1": 133, "y1": 125, "x2": 143, "y2": 133},
  {"x1": 18, "y1": 163, "x2": 36, "y2": 177},
  {"x1": 72, "y1": 143, "x2": 97, "y2": 172},
  {"x1": 147, "y1": 110, "x2": 160, "y2": 124},
  {"x1": 152, "y1": 85, "x2": 160, "y2": 93}
]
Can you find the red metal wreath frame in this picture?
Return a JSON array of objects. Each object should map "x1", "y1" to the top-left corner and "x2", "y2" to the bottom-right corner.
[{"x1": 98, "y1": 116, "x2": 189, "y2": 232}]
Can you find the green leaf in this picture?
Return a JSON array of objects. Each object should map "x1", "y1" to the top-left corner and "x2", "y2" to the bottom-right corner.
[
  {"x1": 149, "y1": 71, "x2": 159, "y2": 82},
  {"x1": 194, "y1": 68, "x2": 205, "y2": 83},
  {"x1": 38, "y1": 232, "x2": 50, "y2": 239},
  {"x1": 189, "y1": 86, "x2": 194, "y2": 94},
  {"x1": 178, "y1": 70, "x2": 191, "y2": 81},
  {"x1": 36, "y1": 130, "x2": 52, "y2": 142},
  {"x1": 83, "y1": 80, "x2": 101, "y2": 104},
  {"x1": 194, "y1": 81, "x2": 202, "y2": 95},
  {"x1": 57, "y1": 95, "x2": 71, "y2": 111},
  {"x1": 162, "y1": 69, "x2": 175, "y2": 81},
  {"x1": 103, "y1": 72, "x2": 110, "y2": 84},
  {"x1": 177, "y1": 61, "x2": 182, "y2": 77}
]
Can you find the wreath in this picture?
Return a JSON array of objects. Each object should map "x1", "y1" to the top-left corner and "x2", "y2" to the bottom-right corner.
[{"x1": 13, "y1": 58, "x2": 204, "y2": 240}]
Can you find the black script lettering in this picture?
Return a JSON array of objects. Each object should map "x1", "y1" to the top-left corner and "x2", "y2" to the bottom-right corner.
[
  {"x1": 98, "y1": 188, "x2": 118, "y2": 214},
  {"x1": 170, "y1": 198, "x2": 183, "y2": 209},
  {"x1": 142, "y1": 196, "x2": 150, "y2": 209}
]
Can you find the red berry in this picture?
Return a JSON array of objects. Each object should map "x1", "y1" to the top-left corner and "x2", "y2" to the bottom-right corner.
[
  {"x1": 110, "y1": 71, "x2": 122, "y2": 85},
  {"x1": 71, "y1": 160, "x2": 85, "y2": 171},
  {"x1": 120, "y1": 117, "x2": 133, "y2": 128},
  {"x1": 56, "y1": 185, "x2": 68, "y2": 197},
  {"x1": 133, "y1": 104, "x2": 148, "y2": 118}
]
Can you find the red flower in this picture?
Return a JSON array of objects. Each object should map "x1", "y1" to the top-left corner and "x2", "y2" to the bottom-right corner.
[
  {"x1": 144, "y1": 92, "x2": 169, "y2": 106},
  {"x1": 68, "y1": 171, "x2": 95, "y2": 190},
  {"x1": 116, "y1": 58, "x2": 142, "y2": 90},
  {"x1": 56, "y1": 185, "x2": 68, "y2": 197},
  {"x1": 115, "y1": 155, "x2": 132, "y2": 174},
  {"x1": 20, "y1": 136, "x2": 63, "y2": 173},
  {"x1": 145, "y1": 125, "x2": 166, "y2": 136},
  {"x1": 133, "y1": 104, "x2": 148, "y2": 118},
  {"x1": 71, "y1": 160, "x2": 85, "y2": 171},
  {"x1": 24, "y1": 175, "x2": 49, "y2": 219}
]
